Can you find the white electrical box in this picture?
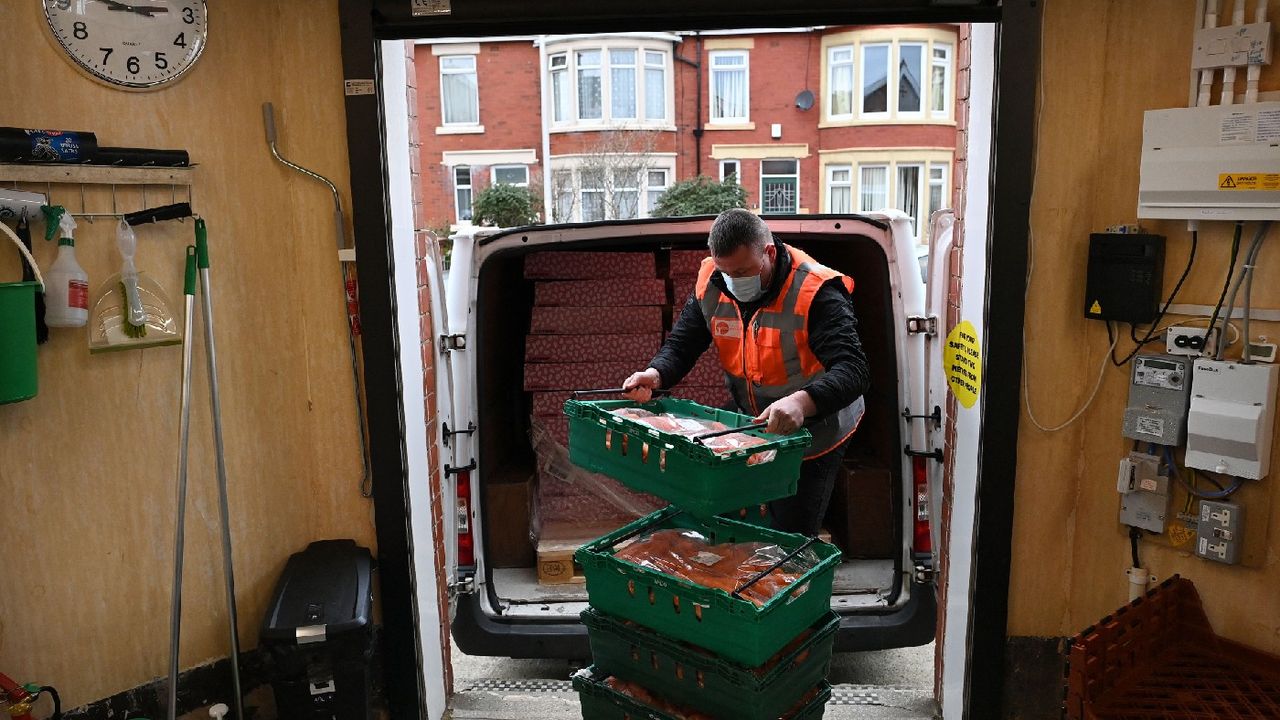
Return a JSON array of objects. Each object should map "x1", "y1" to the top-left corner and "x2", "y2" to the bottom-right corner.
[
  {"x1": 1138, "y1": 102, "x2": 1280, "y2": 221},
  {"x1": 1186, "y1": 358, "x2": 1280, "y2": 479},
  {"x1": 1191, "y1": 22, "x2": 1272, "y2": 70}
]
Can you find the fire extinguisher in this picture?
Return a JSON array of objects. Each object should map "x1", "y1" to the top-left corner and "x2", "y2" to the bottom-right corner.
[{"x1": 0, "y1": 673, "x2": 61, "y2": 720}]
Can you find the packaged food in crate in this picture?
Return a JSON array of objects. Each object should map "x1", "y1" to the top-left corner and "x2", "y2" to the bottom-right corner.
[
  {"x1": 582, "y1": 607, "x2": 839, "y2": 720},
  {"x1": 573, "y1": 666, "x2": 832, "y2": 720},
  {"x1": 563, "y1": 397, "x2": 810, "y2": 518},
  {"x1": 575, "y1": 507, "x2": 841, "y2": 667}
]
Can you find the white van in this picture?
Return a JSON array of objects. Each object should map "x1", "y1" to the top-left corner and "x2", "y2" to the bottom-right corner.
[{"x1": 425, "y1": 211, "x2": 952, "y2": 658}]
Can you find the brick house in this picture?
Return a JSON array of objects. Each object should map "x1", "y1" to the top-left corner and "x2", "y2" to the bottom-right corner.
[{"x1": 415, "y1": 25, "x2": 962, "y2": 247}]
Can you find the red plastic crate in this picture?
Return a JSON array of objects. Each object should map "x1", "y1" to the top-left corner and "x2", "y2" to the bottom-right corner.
[
  {"x1": 1066, "y1": 575, "x2": 1280, "y2": 719},
  {"x1": 530, "y1": 306, "x2": 664, "y2": 335},
  {"x1": 534, "y1": 279, "x2": 668, "y2": 307},
  {"x1": 525, "y1": 251, "x2": 656, "y2": 279},
  {"x1": 669, "y1": 249, "x2": 709, "y2": 276},
  {"x1": 523, "y1": 362, "x2": 637, "y2": 392},
  {"x1": 524, "y1": 333, "x2": 662, "y2": 364}
]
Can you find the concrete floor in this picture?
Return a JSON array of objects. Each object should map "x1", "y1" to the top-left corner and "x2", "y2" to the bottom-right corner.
[{"x1": 450, "y1": 640, "x2": 937, "y2": 719}]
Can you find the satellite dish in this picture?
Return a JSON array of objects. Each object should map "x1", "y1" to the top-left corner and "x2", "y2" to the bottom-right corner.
[{"x1": 795, "y1": 90, "x2": 815, "y2": 111}]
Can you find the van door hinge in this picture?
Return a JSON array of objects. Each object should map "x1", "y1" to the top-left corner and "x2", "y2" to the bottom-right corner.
[
  {"x1": 442, "y1": 421, "x2": 476, "y2": 448},
  {"x1": 448, "y1": 576, "x2": 475, "y2": 597},
  {"x1": 902, "y1": 406, "x2": 943, "y2": 430},
  {"x1": 904, "y1": 445, "x2": 944, "y2": 463},
  {"x1": 914, "y1": 563, "x2": 936, "y2": 584},
  {"x1": 441, "y1": 334, "x2": 467, "y2": 351},
  {"x1": 906, "y1": 315, "x2": 937, "y2": 336}
]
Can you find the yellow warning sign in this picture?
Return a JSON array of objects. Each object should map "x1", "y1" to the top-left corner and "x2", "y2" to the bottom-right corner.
[
  {"x1": 1089, "y1": 300, "x2": 1102, "y2": 315},
  {"x1": 945, "y1": 321, "x2": 983, "y2": 409},
  {"x1": 1218, "y1": 173, "x2": 1280, "y2": 190}
]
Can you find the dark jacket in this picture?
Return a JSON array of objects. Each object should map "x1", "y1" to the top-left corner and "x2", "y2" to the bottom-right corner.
[{"x1": 648, "y1": 240, "x2": 870, "y2": 418}]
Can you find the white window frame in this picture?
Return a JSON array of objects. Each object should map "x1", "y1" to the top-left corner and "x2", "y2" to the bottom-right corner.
[
  {"x1": 827, "y1": 45, "x2": 855, "y2": 121},
  {"x1": 579, "y1": 167, "x2": 607, "y2": 222},
  {"x1": 644, "y1": 168, "x2": 670, "y2": 217},
  {"x1": 549, "y1": 52, "x2": 571, "y2": 123},
  {"x1": 927, "y1": 162, "x2": 949, "y2": 234},
  {"x1": 490, "y1": 164, "x2": 529, "y2": 187},
  {"x1": 896, "y1": 42, "x2": 927, "y2": 119},
  {"x1": 859, "y1": 42, "x2": 892, "y2": 120},
  {"x1": 719, "y1": 159, "x2": 740, "y2": 182},
  {"x1": 709, "y1": 50, "x2": 751, "y2": 124},
  {"x1": 931, "y1": 43, "x2": 953, "y2": 118},
  {"x1": 759, "y1": 158, "x2": 800, "y2": 215},
  {"x1": 895, "y1": 162, "x2": 926, "y2": 240},
  {"x1": 609, "y1": 48, "x2": 639, "y2": 121},
  {"x1": 826, "y1": 164, "x2": 853, "y2": 214},
  {"x1": 857, "y1": 163, "x2": 888, "y2": 212},
  {"x1": 546, "y1": 41, "x2": 673, "y2": 129},
  {"x1": 453, "y1": 165, "x2": 473, "y2": 223},
  {"x1": 439, "y1": 54, "x2": 480, "y2": 127}
]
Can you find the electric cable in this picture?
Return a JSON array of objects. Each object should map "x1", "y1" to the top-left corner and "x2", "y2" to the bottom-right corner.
[
  {"x1": 1129, "y1": 526, "x2": 1142, "y2": 568},
  {"x1": 1164, "y1": 445, "x2": 1243, "y2": 498},
  {"x1": 1239, "y1": 223, "x2": 1270, "y2": 362},
  {"x1": 1204, "y1": 221, "x2": 1244, "y2": 354},
  {"x1": 1026, "y1": 320, "x2": 1119, "y2": 432},
  {"x1": 39, "y1": 686, "x2": 61, "y2": 720},
  {"x1": 1215, "y1": 222, "x2": 1267, "y2": 360}
]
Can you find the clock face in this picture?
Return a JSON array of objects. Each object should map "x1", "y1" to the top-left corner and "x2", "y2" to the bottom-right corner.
[{"x1": 44, "y1": 0, "x2": 208, "y2": 90}]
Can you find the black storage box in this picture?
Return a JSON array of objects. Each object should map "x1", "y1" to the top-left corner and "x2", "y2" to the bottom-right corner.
[{"x1": 261, "y1": 540, "x2": 374, "y2": 720}]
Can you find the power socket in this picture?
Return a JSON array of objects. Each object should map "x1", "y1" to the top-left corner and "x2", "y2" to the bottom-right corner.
[
  {"x1": 1166, "y1": 327, "x2": 1219, "y2": 356},
  {"x1": 1196, "y1": 500, "x2": 1243, "y2": 564}
]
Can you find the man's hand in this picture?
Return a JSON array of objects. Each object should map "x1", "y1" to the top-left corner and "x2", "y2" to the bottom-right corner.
[
  {"x1": 754, "y1": 391, "x2": 816, "y2": 434},
  {"x1": 622, "y1": 368, "x2": 662, "y2": 402}
]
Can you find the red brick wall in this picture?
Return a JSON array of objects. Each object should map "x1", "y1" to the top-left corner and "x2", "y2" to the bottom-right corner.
[{"x1": 406, "y1": 40, "x2": 454, "y2": 696}]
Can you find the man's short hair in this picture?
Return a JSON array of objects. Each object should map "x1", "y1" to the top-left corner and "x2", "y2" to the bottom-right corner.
[{"x1": 708, "y1": 208, "x2": 770, "y2": 257}]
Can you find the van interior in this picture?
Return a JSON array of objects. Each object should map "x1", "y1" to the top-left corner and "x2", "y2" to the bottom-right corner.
[{"x1": 472, "y1": 228, "x2": 905, "y2": 621}]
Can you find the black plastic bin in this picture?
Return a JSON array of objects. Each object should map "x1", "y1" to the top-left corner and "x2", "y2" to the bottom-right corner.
[{"x1": 261, "y1": 539, "x2": 374, "y2": 720}]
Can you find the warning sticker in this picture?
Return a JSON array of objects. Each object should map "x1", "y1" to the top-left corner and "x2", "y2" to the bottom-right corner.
[
  {"x1": 1089, "y1": 300, "x2": 1103, "y2": 315},
  {"x1": 945, "y1": 320, "x2": 982, "y2": 410},
  {"x1": 1218, "y1": 173, "x2": 1280, "y2": 190}
]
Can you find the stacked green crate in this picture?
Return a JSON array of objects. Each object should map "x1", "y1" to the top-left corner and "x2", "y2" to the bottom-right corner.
[{"x1": 563, "y1": 397, "x2": 842, "y2": 720}]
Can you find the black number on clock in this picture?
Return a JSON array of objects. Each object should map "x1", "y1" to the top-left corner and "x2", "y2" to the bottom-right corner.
[
  {"x1": 100, "y1": 47, "x2": 113, "y2": 65},
  {"x1": 155, "y1": 52, "x2": 168, "y2": 70},
  {"x1": 174, "y1": 32, "x2": 187, "y2": 48},
  {"x1": 73, "y1": 21, "x2": 87, "y2": 40},
  {"x1": 127, "y1": 56, "x2": 140, "y2": 74},
  {"x1": 182, "y1": 7, "x2": 194, "y2": 23}
]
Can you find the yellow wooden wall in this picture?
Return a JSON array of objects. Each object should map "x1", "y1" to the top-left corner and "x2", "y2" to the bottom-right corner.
[
  {"x1": 0, "y1": 1, "x2": 375, "y2": 708},
  {"x1": 1013, "y1": 0, "x2": 1280, "y2": 653}
]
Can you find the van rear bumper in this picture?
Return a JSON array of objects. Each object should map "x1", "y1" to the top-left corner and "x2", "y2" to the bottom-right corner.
[{"x1": 451, "y1": 578, "x2": 936, "y2": 659}]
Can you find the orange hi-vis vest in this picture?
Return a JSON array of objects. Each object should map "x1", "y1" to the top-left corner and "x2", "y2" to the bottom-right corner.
[{"x1": 695, "y1": 244, "x2": 865, "y2": 459}]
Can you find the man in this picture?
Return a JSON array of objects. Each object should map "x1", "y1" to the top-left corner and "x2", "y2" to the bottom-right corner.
[{"x1": 623, "y1": 208, "x2": 870, "y2": 536}]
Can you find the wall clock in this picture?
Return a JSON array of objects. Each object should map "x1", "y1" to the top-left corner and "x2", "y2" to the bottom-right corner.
[{"x1": 44, "y1": 0, "x2": 208, "y2": 91}]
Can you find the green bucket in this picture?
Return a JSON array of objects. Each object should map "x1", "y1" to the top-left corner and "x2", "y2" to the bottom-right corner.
[{"x1": 0, "y1": 222, "x2": 42, "y2": 405}]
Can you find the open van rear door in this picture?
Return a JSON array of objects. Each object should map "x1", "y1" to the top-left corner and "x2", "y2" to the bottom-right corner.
[
  {"x1": 424, "y1": 230, "x2": 476, "y2": 620},
  {"x1": 922, "y1": 209, "x2": 957, "y2": 574}
]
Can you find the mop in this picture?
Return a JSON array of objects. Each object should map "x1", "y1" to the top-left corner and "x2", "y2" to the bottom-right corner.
[{"x1": 167, "y1": 220, "x2": 244, "y2": 720}]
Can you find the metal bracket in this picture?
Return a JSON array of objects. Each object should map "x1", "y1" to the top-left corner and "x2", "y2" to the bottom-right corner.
[
  {"x1": 444, "y1": 460, "x2": 476, "y2": 476},
  {"x1": 448, "y1": 575, "x2": 476, "y2": 597},
  {"x1": 906, "y1": 315, "x2": 938, "y2": 336},
  {"x1": 442, "y1": 421, "x2": 476, "y2": 448},
  {"x1": 904, "y1": 445, "x2": 944, "y2": 463},
  {"x1": 914, "y1": 563, "x2": 936, "y2": 584},
  {"x1": 902, "y1": 406, "x2": 943, "y2": 429},
  {"x1": 441, "y1": 334, "x2": 467, "y2": 351}
]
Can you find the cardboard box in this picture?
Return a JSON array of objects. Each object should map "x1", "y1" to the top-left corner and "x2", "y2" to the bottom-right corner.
[
  {"x1": 525, "y1": 251, "x2": 656, "y2": 279},
  {"x1": 536, "y1": 520, "x2": 628, "y2": 585},
  {"x1": 669, "y1": 250, "x2": 709, "y2": 277},
  {"x1": 525, "y1": 333, "x2": 662, "y2": 364},
  {"x1": 827, "y1": 462, "x2": 895, "y2": 559},
  {"x1": 523, "y1": 362, "x2": 638, "y2": 392},
  {"x1": 484, "y1": 474, "x2": 536, "y2": 568},
  {"x1": 535, "y1": 279, "x2": 668, "y2": 307},
  {"x1": 530, "y1": 306, "x2": 664, "y2": 335}
]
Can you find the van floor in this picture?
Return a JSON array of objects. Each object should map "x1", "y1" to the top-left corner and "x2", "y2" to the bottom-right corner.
[{"x1": 494, "y1": 559, "x2": 895, "y2": 610}]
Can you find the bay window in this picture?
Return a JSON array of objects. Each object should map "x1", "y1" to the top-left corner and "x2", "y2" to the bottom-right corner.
[
  {"x1": 828, "y1": 46, "x2": 854, "y2": 118},
  {"x1": 645, "y1": 51, "x2": 666, "y2": 120},
  {"x1": 550, "y1": 53, "x2": 570, "y2": 123},
  {"x1": 860, "y1": 44, "x2": 889, "y2": 116},
  {"x1": 577, "y1": 50, "x2": 603, "y2": 120},
  {"x1": 546, "y1": 43, "x2": 670, "y2": 127},
  {"x1": 932, "y1": 44, "x2": 952, "y2": 116}
]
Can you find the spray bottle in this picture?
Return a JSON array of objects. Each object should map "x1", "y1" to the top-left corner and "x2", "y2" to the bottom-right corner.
[{"x1": 41, "y1": 205, "x2": 88, "y2": 328}]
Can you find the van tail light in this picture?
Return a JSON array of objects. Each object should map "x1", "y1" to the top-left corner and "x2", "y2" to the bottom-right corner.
[
  {"x1": 912, "y1": 456, "x2": 932, "y2": 555},
  {"x1": 456, "y1": 470, "x2": 475, "y2": 566}
]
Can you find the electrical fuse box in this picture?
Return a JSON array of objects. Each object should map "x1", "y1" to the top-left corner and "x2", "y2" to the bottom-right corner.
[
  {"x1": 1186, "y1": 359, "x2": 1280, "y2": 479},
  {"x1": 1196, "y1": 500, "x2": 1243, "y2": 565},
  {"x1": 1117, "y1": 451, "x2": 1171, "y2": 533},
  {"x1": 1123, "y1": 354, "x2": 1193, "y2": 446}
]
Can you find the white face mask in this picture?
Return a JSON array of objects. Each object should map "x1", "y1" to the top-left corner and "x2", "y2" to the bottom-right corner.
[{"x1": 724, "y1": 273, "x2": 763, "y2": 302}]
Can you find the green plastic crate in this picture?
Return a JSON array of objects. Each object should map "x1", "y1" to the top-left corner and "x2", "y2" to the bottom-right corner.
[
  {"x1": 575, "y1": 507, "x2": 842, "y2": 667},
  {"x1": 563, "y1": 397, "x2": 812, "y2": 518},
  {"x1": 582, "y1": 608, "x2": 839, "y2": 720},
  {"x1": 573, "y1": 666, "x2": 831, "y2": 720}
]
